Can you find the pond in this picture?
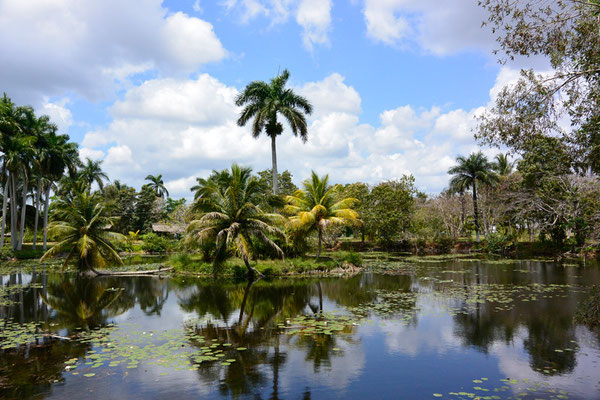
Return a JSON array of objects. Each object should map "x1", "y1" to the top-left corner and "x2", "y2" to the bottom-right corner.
[{"x1": 1, "y1": 258, "x2": 600, "y2": 399}]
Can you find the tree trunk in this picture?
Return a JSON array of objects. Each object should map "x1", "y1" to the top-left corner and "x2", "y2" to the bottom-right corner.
[
  {"x1": 33, "y1": 179, "x2": 42, "y2": 249},
  {"x1": 17, "y1": 176, "x2": 28, "y2": 250},
  {"x1": 242, "y1": 255, "x2": 263, "y2": 279},
  {"x1": 271, "y1": 134, "x2": 279, "y2": 195},
  {"x1": 317, "y1": 226, "x2": 322, "y2": 258},
  {"x1": 10, "y1": 174, "x2": 18, "y2": 250},
  {"x1": 43, "y1": 185, "x2": 51, "y2": 251},
  {"x1": 1, "y1": 179, "x2": 10, "y2": 248},
  {"x1": 472, "y1": 183, "x2": 480, "y2": 242}
]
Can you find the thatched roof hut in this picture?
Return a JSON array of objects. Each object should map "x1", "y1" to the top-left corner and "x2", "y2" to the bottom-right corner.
[{"x1": 151, "y1": 223, "x2": 186, "y2": 236}]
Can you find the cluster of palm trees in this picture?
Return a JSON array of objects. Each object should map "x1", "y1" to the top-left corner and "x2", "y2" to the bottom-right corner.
[
  {"x1": 0, "y1": 94, "x2": 80, "y2": 251},
  {"x1": 186, "y1": 165, "x2": 361, "y2": 277},
  {"x1": 448, "y1": 151, "x2": 513, "y2": 241}
]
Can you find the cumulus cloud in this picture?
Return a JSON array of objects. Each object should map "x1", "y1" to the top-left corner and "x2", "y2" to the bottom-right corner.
[
  {"x1": 0, "y1": 0, "x2": 227, "y2": 105},
  {"x1": 80, "y1": 70, "x2": 500, "y2": 199},
  {"x1": 222, "y1": 0, "x2": 332, "y2": 50},
  {"x1": 39, "y1": 98, "x2": 74, "y2": 133},
  {"x1": 296, "y1": 0, "x2": 332, "y2": 50},
  {"x1": 363, "y1": 0, "x2": 494, "y2": 55}
]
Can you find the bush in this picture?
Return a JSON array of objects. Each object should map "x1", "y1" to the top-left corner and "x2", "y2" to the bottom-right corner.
[
  {"x1": 0, "y1": 246, "x2": 14, "y2": 260},
  {"x1": 141, "y1": 233, "x2": 171, "y2": 253},
  {"x1": 338, "y1": 251, "x2": 363, "y2": 267},
  {"x1": 485, "y1": 232, "x2": 514, "y2": 256}
]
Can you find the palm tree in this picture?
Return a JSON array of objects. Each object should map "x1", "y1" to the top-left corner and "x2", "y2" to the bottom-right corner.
[
  {"x1": 78, "y1": 158, "x2": 108, "y2": 190},
  {"x1": 493, "y1": 153, "x2": 514, "y2": 176},
  {"x1": 235, "y1": 69, "x2": 313, "y2": 195},
  {"x1": 185, "y1": 164, "x2": 285, "y2": 278},
  {"x1": 448, "y1": 152, "x2": 498, "y2": 242},
  {"x1": 285, "y1": 172, "x2": 360, "y2": 258},
  {"x1": 41, "y1": 191, "x2": 125, "y2": 275},
  {"x1": 145, "y1": 174, "x2": 169, "y2": 199}
]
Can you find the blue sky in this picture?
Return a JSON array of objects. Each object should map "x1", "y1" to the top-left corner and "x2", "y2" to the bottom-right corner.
[{"x1": 0, "y1": 0, "x2": 538, "y2": 199}]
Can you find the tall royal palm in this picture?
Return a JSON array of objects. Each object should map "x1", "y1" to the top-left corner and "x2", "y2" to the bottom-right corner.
[
  {"x1": 186, "y1": 164, "x2": 286, "y2": 278},
  {"x1": 235, "y1": 69, "x2": 313, "y2": 195},
  {"x1": 285, "y1": 172, "x2": 360, "y2": 258},
  {"x1": 145, "y1": 174, "x2": 169, "y2": 199},
  {"x1": 448, "y1": 152, "x2": 498, "y2": 242}
]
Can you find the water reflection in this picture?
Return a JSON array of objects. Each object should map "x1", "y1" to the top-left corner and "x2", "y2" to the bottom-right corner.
[{"x1": 0, "y1": 260, "x2": 599, "y2": 399}]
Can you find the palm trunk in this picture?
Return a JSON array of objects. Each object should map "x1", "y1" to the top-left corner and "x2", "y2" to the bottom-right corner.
[
  {"x1": 43, "y1": 185, "x2": 51, "y2": 251},
  {"x1": 271, "y1": 134, "x2": 279, "y2": 195},
  {"x1": 317, "y1": 226, "x2": 322, "y2": 258},
  {"x1": 33, "y1": 179, "x2": 42, "y2": 249},
  {"x1": 17, "y1": 175, "x2": 28, "y2": 250},
  {"x1": 1, "y1": 179, "x2": 10, "y2": 248},
  {"x1": 10, "y1": 173, "x2": 18, "y2": 250},
  {"x1": 472, "y1": 183, "x2": 480, "y2": 242}
]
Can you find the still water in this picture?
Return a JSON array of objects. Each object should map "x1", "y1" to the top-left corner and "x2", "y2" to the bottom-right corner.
[{"x1": 1, "y1": 259, "x2": 600, "y2": 399}]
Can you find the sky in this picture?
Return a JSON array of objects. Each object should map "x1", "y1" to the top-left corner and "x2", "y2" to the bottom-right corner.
[{"x1": 0, "y1": 0, "x2": 545, "y2": 200}]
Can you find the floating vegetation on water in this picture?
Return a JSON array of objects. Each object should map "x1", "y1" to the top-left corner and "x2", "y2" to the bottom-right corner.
[
  {"x1": 280, "y1": 313, "x2": 358, "y2": 336},
  {"x1": 0, "y1": 282, "x2": 43, "y2": 306},
  {"x1": 434, "y1": 376, "x2": 572, "y2": 399}
]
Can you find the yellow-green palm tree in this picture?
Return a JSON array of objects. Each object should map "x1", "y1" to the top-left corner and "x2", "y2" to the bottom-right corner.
[
  {"x1": 285, "y1": 172, "x2": 360, "y2": 257},
  {"x1": 41, "y1": 191, "x2": 125, "y2": 275}
]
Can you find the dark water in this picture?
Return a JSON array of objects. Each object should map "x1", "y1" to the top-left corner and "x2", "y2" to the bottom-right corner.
[{"x1": 1, "y1": 259, "x2": 600, "y2": 399}]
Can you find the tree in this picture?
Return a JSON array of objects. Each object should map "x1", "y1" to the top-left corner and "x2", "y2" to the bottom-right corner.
[
  {"x1": 493, "y1": 153, "x2": 514, "y2": 176},
  {"x1": 185, "y1": 164, "x2": 286, "y2": 278},
  {"x1": 78, "y1": 158, "x2": 108, "y2": 190},
  {"x1": 41, "y1": 191, "x2": 125, "y2": 275},
  {"x1": 448, "y1": 152, "x2": 498, "y2": 242},
  {"x1": 285, "y1": 172, "x2": 360, "y2": 257},
  {"x1": 235, "y1": 69, "x2": 313, "y2": 194},
  {"x1": 477, "y1": 0, "x2": 600, "y2": 172},
  {"x1": 145, "y1": 174, "x2": 169, "y2": 199},
  {"x1": 362, "y1": 177, "x2": 416, "y2": 243}
]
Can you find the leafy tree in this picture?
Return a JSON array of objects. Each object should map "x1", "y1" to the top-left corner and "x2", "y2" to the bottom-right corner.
[
  {"x1": 448, "y1": 152, "x2": 498, "y2": 242},
  {"x1": 285, "y1": 172, "x2": 360, "y2": 257},
  {"x1": 186, "y1": 164, "x2": 286, "y2": 277},
  {"x1": 342, "y1": 182, "x2": 370, "y2": 243},
  {"x1": 362, "y1": 177, "x2": 416, "y2": 243},
  {"x1": 235, "y1": 69, "x2": 313, "y2": 194},
  {"x1": 133, "y1": 184, "x2": 161, "y2": 233},
  {"x1": 477, "y1": 0, "x2": 600, "y2": 172},
  {"x1": 102, "y1": 180, "x2": 137, "y2": 233},
  {"x1": 145, "y1": 174, "x2": 169, "y2": 199},
  {"x1": 41, "y1": 191, "x2": 125, "y2": 275}
]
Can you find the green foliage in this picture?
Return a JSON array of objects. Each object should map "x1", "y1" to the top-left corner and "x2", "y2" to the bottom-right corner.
[
  {"x1": 186, "y1": 164, "x2": 286, "y2": 277},
  {"x1": 285, "y1": 171, "x2": 360, "y2": 257},
  {"x1": 484, "y1": 232, "x2": 514, "y2": 256},
  {"x1": 141, "y1": 233, "x2": 172, "y2": 253},
  {"x1": 41, "y1": 190, "x2": 125, "y2": 272},
  {"x1": 574, "y1": 286, "x2": 600, "y2": 329},
  {"x1": 0, "y1": 246, "x2": 14, "y2": 260},
  {"x1": 338, "y1": 251, "x2": 363, "y2": 267},
  {"x1": 133, "y1": 184, "x2": 161, "y2": 233},
  {"x1": 363, "y1": 176, "x2": 416, "y2": 243}
]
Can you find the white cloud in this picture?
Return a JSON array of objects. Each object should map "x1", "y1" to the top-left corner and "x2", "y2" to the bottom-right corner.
[
  {"x1": 0, "y1": 0, "x2": 227, "y2": 104},
  {"x1": 363, "y1": 0, "x2": 494, "y2": 55},
  {"x1": 222, "y1": 0, "x2": 332, "y2": 50},
  {"x1": 79, "y1": 148, "x2": 105, "y2": 162},
  {"x1": 39, "y1": 98, "x2": 73, "y2": 133},
  {"x1": 81, "y1": 69, "x2": 509, "y2": 199},
  {"x1": 296, "y1": 0, "x2": 332, "y2": 50}
]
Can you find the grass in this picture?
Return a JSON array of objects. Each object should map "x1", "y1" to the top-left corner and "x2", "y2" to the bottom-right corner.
[{"x1": 167, "y1": 251, "x2": 364, "y2": 277}]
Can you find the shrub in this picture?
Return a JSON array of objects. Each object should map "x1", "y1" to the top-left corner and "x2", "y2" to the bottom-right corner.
[
  {"x1": 485, "y1": 232, "x2": 513, "y2": 256},
  {"x1": 0, "y1": 246, "x2": 15, "y2": 260},
  {"x1": 141, "y1": 233, "x2": 171, "y2": 253},
  {"x1": 339, "y1": 251, "x2": 363, "y2": 267}
]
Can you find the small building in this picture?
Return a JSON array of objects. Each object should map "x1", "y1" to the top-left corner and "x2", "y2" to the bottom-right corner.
[{"x1": 151, "y1": 223, "x2": 186, "y2": 238}]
